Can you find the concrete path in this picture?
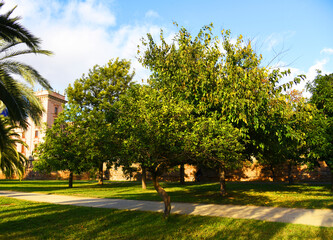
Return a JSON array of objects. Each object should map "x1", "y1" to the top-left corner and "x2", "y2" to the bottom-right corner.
[{"x1": 1, "y1": 190, "x2": 332, "y2": 227}]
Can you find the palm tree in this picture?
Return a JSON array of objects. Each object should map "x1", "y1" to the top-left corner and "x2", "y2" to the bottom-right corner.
[
  {"x1": 0, "y1": 116, "x2": 26, "y2": 178},
  {"x1": 0, "y1": 2, "x2": 53, "y2": 129},
  {"x1": 0, "y1": 2, "x2": 52, "y2": 177}
]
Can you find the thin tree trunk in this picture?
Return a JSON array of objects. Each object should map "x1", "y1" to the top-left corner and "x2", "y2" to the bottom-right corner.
[
  {"x1": 219, "y1": 166, "x2": 227, "y2": 196},
  {"x1": 270, "y1": 164, "x2": 276, "y2": 182},
  {"x1": 180, "y1": 164, "x2": 185, "y2": 185},
  {"x1": 327, "y1": 163, "x2": 333, "y2": 192},
  {"x1": 141, "y1": 166, "x2": 147, "y2": 190},
  {"x1": 288, "y1": 162, "x2": 294, "y2": 185},
  {"x1": 331, "y1": 171, "x2": 333, "y2": 193},
  {"x1": 68, "y1": 171, "x2": 73, "y2": 188},
  {"x1": 98, "y1": 162, "x2": 104, "y2": 185},
  {"x1": 152, "y1": 174, "x2": 171, "y2": 218}
]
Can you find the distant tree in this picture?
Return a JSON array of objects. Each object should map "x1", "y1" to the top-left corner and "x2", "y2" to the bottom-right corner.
[
  {"x1": 306, "y1": 72, "x2": 333, "y2": 190},
  {"x1": 34, "y1": 106, "x2": 91, "y2": 188},
  {"x1": 116, "y1": 84, "x2": 193, "y2": 218},
  {"x1": 253, "y1": 91, "x2": 311, "y2": 183},
  {"x1": 66, "y1": 58, "x2": 134, "y2": 184}
]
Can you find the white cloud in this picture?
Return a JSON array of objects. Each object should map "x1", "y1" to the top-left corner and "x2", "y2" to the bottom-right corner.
[
  {"x1": 320, "y1": 48, "x2": 333, "y2": 55},
  {"x1": 306, "y1": 58, "x2": 328, "y2": 80},
  {"x1": 145, "y1": 10, "x2": 159, "y2": 19},
  {"x1": 264, "y1": 32, "x2": 294, "y2": 51},
  {"x1": 2, "y1": 0, "x2": 174, "y2": 93},
  {"x1": 277, "y1": 58, "x2": 330, "y2": 98}
]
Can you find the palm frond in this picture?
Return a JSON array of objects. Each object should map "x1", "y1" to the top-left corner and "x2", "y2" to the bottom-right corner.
[
  {"x1": 0, "y1": 60, "x2": 52, "y2": 89},
  {"x1": 0, "y1": 116, "x2": 26, "y2": 179},
  {"x1": 0, "y1": 4, "x2": 41, "y2": 51}
]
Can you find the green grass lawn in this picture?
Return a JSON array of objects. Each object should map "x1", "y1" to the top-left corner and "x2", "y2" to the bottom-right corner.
[
  {"x1": 0, "y1": 197, "x2": 332, "y2": 240},
  {"x1": 0, "y1": 180, "x2": 332, "y2": 209}
]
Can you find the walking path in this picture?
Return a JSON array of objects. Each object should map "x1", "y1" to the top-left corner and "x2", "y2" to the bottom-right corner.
[{"x1": 1, "y1": 190, "x2": 332, "y2": 227}]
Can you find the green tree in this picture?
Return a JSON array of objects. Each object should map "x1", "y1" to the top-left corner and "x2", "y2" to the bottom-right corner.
[
  {"x1": 306, "y1": 72, "x2": 333, "y2": 190},
  {"x1": 66, "y1": 58, "x2": 134, "y2": 184},
  {"x1": 187, "y1": 115, "x2": 244, "y2": 195},
  {"x1": 253, "y1": 91, "x2": 311, "y2": 183},
  {"x1": 35, "y1": 105, "x2": 91, "y2": 188},
  {"x1": 116, "y1": 84, "x2": 193, "y2": 217},
  {"x1": 138, "y1": 24, "x2": 304, "y2": 189}
]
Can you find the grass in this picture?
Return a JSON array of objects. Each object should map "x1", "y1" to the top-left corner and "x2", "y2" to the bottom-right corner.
[
  {"x1": 0, "y1": 180, "x2": 332, "y2": 209},
  {"x1": 0, "y1": 197, "x2": 332, "y2": 240}
]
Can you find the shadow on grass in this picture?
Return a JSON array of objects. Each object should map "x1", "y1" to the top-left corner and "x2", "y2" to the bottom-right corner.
[
  {"x1": 0, "y1": 180, "x2": 332, "y2": 209},
  {"x1": 3, "y1": 197, "x2": 330, "y2": 240}
]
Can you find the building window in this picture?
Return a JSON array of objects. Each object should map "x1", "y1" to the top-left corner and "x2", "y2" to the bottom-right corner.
[
  {"x1": 55, "y1": 106, "x2": 58, "y2": 115},
  {"x1": 35, "y1": 130, "x2": 38, "y2": 138}
]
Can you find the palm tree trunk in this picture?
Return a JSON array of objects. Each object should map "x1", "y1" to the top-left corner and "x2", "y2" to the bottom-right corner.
[
  {"x1": 180, "y1": 164, "x2": 185, "y2": 185},
  {"x1": 219, "y1": 166, "x2": 227, "y2": 196},
  {"x1": 68, "y1": 171, "x2": 73, "y2": 188},
  {"x1": 152, "y1": 173, "x2": 171, "y2": 218},
  {"x1": 141, "y1": 166, "x2": 147, "y2": 189}
]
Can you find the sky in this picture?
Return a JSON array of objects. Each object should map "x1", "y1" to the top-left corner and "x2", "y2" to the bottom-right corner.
[{"x1": 3, "y1": 0, "x2": 333, "y2": 97}]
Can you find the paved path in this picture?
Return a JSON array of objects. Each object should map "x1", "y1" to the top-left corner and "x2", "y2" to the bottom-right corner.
[{"x1": 1, "y1": 190, "x2": 332, "y2": 227}]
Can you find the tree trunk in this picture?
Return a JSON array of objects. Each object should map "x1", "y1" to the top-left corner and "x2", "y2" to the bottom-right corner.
[
  {"x1": 327, "y1": 163, "x2": 333, "y2": 192},
  {"x1": 270, "y1": 164, "x2": 276, "y2": 182},
  {"x1": 219, "y1": 166, "x2": 227, "y2": 196},
  {"x1": 68, "y1": 171, "x2": 73, "y2": 188},
  {"x1": 180, "y1": 164, "x2": 185, "y2": 185},
  {"x1": 288, "y1": 162, "x2": 294, "y2": 185},
  {"x1": 331, "y1": 171, "x2": 333, "y2": 193},
  {"x1": 98, "y1": 162, "x2": 104, "y2": 185},
  {"x1": 152, "y1": 174, "x2": 171, "y2": 218},
  {"x1": 141, "y1": 166, "x2": 147, "y2": 190}
]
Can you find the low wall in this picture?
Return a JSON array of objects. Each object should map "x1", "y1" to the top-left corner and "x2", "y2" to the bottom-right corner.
[{"x1": 1, "y1": 161, "x2": 331, "y2": 183}]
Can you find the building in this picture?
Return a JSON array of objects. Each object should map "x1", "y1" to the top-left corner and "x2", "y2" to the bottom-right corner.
[{"x1": 16, "y1": 90, "x2": 67, "y2": 166}]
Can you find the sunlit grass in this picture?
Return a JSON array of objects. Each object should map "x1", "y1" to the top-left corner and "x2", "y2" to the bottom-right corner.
[
  {"x1": 0, "y1": 180, "x2": 332, "y2": 209},
  {"x1": 0, "y1": 197, "x2": 332, "y2": 240}
]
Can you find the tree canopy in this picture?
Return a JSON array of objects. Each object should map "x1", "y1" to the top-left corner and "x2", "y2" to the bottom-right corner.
[
  {"x1": 116, "y1": 84, "x2": 193, "y2": 217},
  {"x1": 35, "y1": 105, "x2": 91, "y2": 188},
  {"x1": 63, "y1": 58, "x2": 134, "y2": 184},
  {"x1": 306, "y1": 72, "x2": 333, "y2": 190}
]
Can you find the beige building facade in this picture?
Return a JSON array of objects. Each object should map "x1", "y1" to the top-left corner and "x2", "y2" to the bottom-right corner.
[{"x1": 16, "y1": 90, "x2": 66, "y2": 164}]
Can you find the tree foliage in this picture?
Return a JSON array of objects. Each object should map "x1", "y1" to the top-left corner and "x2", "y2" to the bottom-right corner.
[
  {"x1": 35, "y1": 106, "x2": 91, "y2": 188},
  {"x1": 187, "y1": 115, "x2": 244, "y2": 194},
  {"x1": 65, "y1": 58, "x2": 134, "y2": 184},
  {"x1": 306, "y1": 72, "x2": 333, "y2": 190},
  {"x1": 138, "y1": 23, "x2": 306, "y2": 190},
  {"x1": 116, "y1": 84, "x2": 193, "y2": 217},
  {"x1": 0, "y1": 116, "x2": 26, "y2": 178}
]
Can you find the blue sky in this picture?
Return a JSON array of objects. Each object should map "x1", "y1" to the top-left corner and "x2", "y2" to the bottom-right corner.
[{"x1": 5, "y1": 0, "x2": 333, "y2": 96}]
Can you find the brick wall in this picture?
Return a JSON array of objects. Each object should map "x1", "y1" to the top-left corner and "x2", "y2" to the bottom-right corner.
[{"x1": 1, "y1": 161, "x2": 331, "y2": 183}]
